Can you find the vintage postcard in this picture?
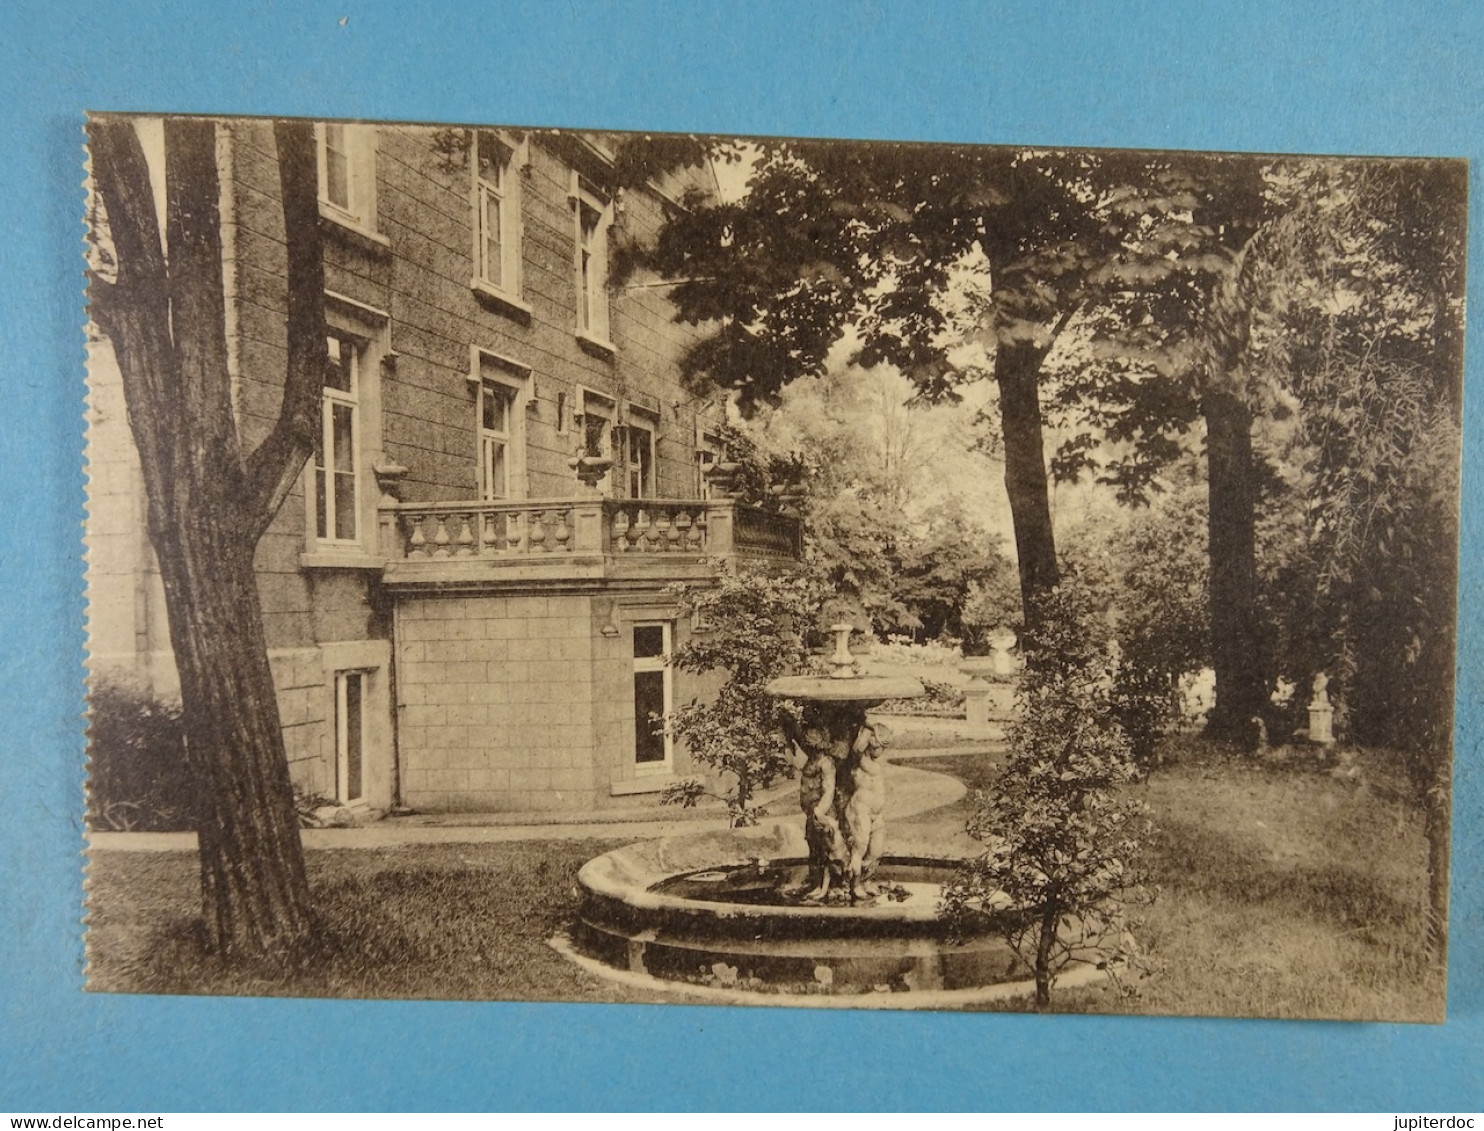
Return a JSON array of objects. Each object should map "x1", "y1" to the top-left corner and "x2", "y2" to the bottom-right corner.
[{"x1": 83, "y1": 114, "x2": 1464, "y2": 1020}]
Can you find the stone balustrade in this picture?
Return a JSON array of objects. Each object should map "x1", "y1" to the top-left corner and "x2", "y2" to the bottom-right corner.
[
  {"x1": 380, "y1": 497, "x2": 802, "y2": 580},
  {"x1": 391, "y1": 501, "x2": 583, "y2": 560},
  {"x1": 608, "y1": 501, "x2": 709, "y2": 555}
]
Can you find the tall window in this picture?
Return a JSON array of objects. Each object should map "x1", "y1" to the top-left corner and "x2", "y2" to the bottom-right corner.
[
  {"x1": 316, "y1": 333, "x2": 360, "y2": 543},
  {"x1": 479, "y1": 380, "x2": 519, "y2": 501},
  {"x1": 695, "y1": 450, "x2": 715, "y2": 500},
  {"x1": 626, "y1": 422, "x2": 654, "y2": 499},
  {"x1": 334, "y1": 668, "x2": 366, "y2": 804},
  {"x1": 316, "y1": 123, "x2": 374, "y2": 227},
  {"x1": 632, "y1": 623, "x2": 672, "y2": 768},
  {"x1": 575, "y1": 180, "x2": 611, "y2": 341},
  {"x1": 471, "y1": 350, "x2": 528, "y2": 501},
  {"x1": 696, "y1": 430, "x2": 722, "y2": 500},
  {"x1": 474, "y1": 131, "x2": 521, "y2": 297}
]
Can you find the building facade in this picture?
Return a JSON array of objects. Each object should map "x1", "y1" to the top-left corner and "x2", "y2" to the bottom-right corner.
[{"x1": 87, "y1": 119, "x2": 802, "y2": 816}]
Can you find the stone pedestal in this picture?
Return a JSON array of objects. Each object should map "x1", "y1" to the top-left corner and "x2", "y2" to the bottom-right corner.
[
  {"x1": 1308, "y1": 704, "x2": 1335, "y2": 746},
  {"x1": 961, "y1": 670, "x2": 1016, "y2": 732},
  {"x1": 961, "y1": 628, "x2": 1019, "y2": 735}
]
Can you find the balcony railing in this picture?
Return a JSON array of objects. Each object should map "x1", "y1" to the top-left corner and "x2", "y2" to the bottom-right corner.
[{"x1": 380, "y1": 497, "x2": 801, "y2": 572}]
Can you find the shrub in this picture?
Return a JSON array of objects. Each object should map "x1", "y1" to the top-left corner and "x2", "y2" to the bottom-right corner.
[
  {"x1": 87, "y1": 674, "x2": 195, "y2": 831},
  {"x1": 1110, "y1": 640, "x2": 1175, "y2": 772},
  {"x1": 662, "y1": 569, "x2": 822, "y2": 826},
  {"x1": 943, "y1": 582, "x2": 1155, "y2": 1010}
]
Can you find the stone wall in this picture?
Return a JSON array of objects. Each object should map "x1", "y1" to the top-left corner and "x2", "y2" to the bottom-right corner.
[
  {"x1": 87, "y1": 117, "x2": 734, "y2": 815},
  {"x1": 396, "y1": 593, "x2": 598, "y2": 811},
  {"x1": 395, "y1": 590, "x2": 720, "y2": 813}
]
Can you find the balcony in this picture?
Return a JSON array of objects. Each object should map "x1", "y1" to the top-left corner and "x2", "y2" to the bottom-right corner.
[{"x1": 379, "y1": 497, "x2": 802, "y2": 592}]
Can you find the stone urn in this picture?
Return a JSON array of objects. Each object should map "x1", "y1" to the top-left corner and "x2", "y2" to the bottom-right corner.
[{"x1": 568, "y1": 452, "x2": 614, "y2": 492}]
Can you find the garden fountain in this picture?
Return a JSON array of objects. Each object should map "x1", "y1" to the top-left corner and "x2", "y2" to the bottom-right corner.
[{"x1": 569, "y1": 625, "x2": 1042, "y2": 1000}]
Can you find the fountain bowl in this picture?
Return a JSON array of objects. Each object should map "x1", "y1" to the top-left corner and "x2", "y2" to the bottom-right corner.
[
  {"x1": 765, "y1": 673, "x2": 925, "y2": 700},
  {"x1": 574, "y1": 822, "x2": 1030, "y2": 995}
]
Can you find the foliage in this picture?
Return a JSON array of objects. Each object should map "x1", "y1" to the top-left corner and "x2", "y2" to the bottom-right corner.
[
  {"x1": 662, "y1": 569, "x2": 822, "y2": 825},
  {"x1": 800, "y1": 488, "x2": 914, "y2": 635},
  {"x1": 867, "y1": 636, "x2": 963, "y2": 669},
  {"x1": 961, "y1": 571, "x2": 1024, "y2": 653},
  {"x1": 891, "y1": 500, "x2": 1017, "y2": 645},
  {"x1": 87, "y1": 674, "x2": 194, "y2": 832},
  {"x1": 1061, "y1": 470, "x2": 1211, "y2": 765},
  {"x1": 740, "y1": 360, "x2": 1011, "y2": 640},
  {"x1": 702, "y1": 421, "x2": 806, "y2": 512},
  {"x1": 1254, "y1": 164, "x2": 1464, "y2": 753},
  {"x1": 943, "y1": 582, "x2": 1154, "y2": 1009},
  {"x1": 623, "y1": 138, "x2": 1260, "y2": 614}
]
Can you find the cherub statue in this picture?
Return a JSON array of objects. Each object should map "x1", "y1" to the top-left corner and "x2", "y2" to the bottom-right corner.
[
  {"x1": 783, "y1": 708, "x2": 848, "y2": 901},
  {"x1": 842, "y1": 721, "x2": 890, "y2": 901}
]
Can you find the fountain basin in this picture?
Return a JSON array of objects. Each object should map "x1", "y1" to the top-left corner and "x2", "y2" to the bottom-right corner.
[{"x1": 575, "y1": 822, "x2": 1028, "y2": 994}]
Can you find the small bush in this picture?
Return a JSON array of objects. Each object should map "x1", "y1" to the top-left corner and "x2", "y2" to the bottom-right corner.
[
  {"x1": 944, "y1": 582, "x2": 1155, "y2": 1010},
  {"x1": 663, "y1": 569, "x2": 821, "y2": 825},
  {"x1": 87, "y1": 674, "x2": 195, "y2": 832}
]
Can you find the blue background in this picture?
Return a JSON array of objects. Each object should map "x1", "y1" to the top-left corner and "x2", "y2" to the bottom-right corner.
[{"x1": 2, "y1": 0, "x2": 1480, "y2": 1112}]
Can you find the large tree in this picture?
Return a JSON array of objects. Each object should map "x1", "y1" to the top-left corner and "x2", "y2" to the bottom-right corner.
[
  {"x1": 624, "y1": 141, "x2": 1187, "y2": 617},
  {"x1": 1257, "y1": 159, "x2": 1465, "y2": 954},
  {"x1": 1056, "y1": 154, "x2": 1465, "y2": 949},
  {"x1": 88, "y1": 117, "x2": 327, "y2": 958},
  {"x1": 1043, "y1": 154, "x2": 1273, "y2": 744},
  {"x1": 1065, "y1": 156, "x2": 1462, "y2": 757}
]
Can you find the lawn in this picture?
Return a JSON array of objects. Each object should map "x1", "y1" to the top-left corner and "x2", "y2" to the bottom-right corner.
[
  {"x1": 85, "y1": 739, "x2": 1446, "y2": 1020},
  {"x1": 86, "y1": 837, "x2": 652, "y2": 1004}
]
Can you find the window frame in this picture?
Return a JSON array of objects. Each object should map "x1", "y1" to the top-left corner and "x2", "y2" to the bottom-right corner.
[
  {"x1": 315, "y1": 122, "x2": 379, "y2": 235},
  {"x1": 315, "y1": 330, "x2": 363, "y2": 547},
  {"x1": 470, "y1": 130, "x2": 526, "y2": 306},
  {"x1": 573, "y1": 176, "x2": 613, "y2": 347},
  {"x1": 477, "y1": 376, "x2": 522, "y2": 502},
  {"x1": 468, "y1": 346, "x2": 532, "y2": 502},
  {"x1": 625, "y1": 420, "x2": 654, "y2": 500},
  {"x1": 631, "y1": 621, "x2": 673, "y2": 772},
  {"x1": 301, "y1": 291, "x2": 390, "y2": 568},
  {"x1": 319, "y1": 639, "x2": 392, "y2": 809},
  {"x1": 333, "y1": 667, "x2": 370, "y2": 805}
]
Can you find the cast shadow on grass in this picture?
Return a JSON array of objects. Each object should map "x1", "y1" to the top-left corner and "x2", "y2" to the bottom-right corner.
[{"x1": 86, "y1": 840, "x2": 645, "y2": 1004}]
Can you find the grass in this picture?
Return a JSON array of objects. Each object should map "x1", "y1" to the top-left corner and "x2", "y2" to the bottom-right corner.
[
  {"x1": 85, "y1": 738, "x2": 1446, "y2": 1020},
  {"x1": 86, "y1": 838, "x2": 651, "y2": 1003},
  {"x1": 983, "y1": 739, "x2": 1445, "y2": 1021}
]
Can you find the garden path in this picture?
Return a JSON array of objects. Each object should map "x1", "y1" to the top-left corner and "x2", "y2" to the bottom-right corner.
[{"x1": 87, "y1": 754, "x2": 973, "y2": 853}]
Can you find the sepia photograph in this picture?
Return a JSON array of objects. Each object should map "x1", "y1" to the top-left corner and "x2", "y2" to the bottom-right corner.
[{"x1": 83, "y1": 113, "x2": 1464, "y2": 1022}]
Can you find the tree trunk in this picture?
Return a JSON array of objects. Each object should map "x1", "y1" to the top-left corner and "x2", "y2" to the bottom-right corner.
[
  {"x1": 1034, "y1": 902, "x2": 1058, "y2": 1011},
  {"x1": 997, "y1": 341, "x2": 1061, "y2": 616},
  {"x1": 152, "y1": 508, "x2": 314, "y2": 957},
  {"x1": 89, "y1": 115, "x2": 322, "y2": 959},
  {"x1": 1203, "y1": 388, "x2": 1265, "y2": 747}
]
